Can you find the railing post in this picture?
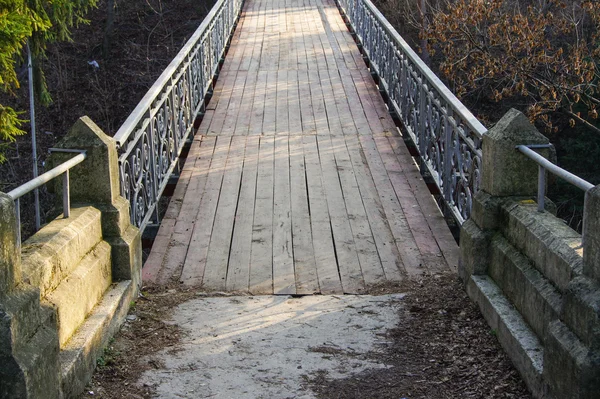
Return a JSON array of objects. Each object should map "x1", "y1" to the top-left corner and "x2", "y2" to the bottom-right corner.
[
  {"x1": 459, "y1": 109, "x2": 551, "y2": 281},
  {"x1": 0, "y1": 193, "x2": 21, "y2": 293},
  {"x1": 1, "y1": 192, "x2": 61, "y2": 398},
  {"x1": 51, "y1": 117, "x2": 142, "y2": 289},
  {"x1": 583, "y1": 185, "x2": 600, "y2": 282}
]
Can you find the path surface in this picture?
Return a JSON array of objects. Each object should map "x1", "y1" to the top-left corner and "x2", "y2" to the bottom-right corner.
[
  {"x1": 143, "y1": 0, "x2": 458, "y2": 293},
  {"x1": 139, "y1": 294, "x2": 404, "y2": 399}
]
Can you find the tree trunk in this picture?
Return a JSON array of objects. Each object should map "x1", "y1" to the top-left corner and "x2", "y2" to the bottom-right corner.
[
  {"x1": 419, "y1": 0, "x2": 430, "y2": 64},
  {"x1": 103, "y1": 0, "x2": 116, "y2": 58}
]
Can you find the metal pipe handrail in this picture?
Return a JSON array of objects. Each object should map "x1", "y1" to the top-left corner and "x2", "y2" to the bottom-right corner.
[
  {"x1": 7, "y1": 150, "x2": 87, "y2": 245},
  {"x1": 516, "y1": 144, "x2": 593, "y2": 247},
  {"x1": 517, "y1": 145, "x2": 593, "y2": 206},
  {"x1": 7, "y1": 152, "x2": 86, "y2": 200}
]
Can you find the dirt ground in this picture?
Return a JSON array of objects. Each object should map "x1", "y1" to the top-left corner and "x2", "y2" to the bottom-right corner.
[
  {"x1": 308, "y1": 274, "x2": 532, "y2": 399},
  {"x1": 82, "y1": 274, "x2": 532, "y2": 399}
]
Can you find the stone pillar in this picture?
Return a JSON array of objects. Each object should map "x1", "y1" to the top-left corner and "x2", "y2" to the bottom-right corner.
[
  {"x1": 51, "y1": 116, "x2": 142, "y2": 289},
  {"x1": 0, "y1": 193, "x2": 61, "y2": 399},
  {"x1": 583, "y1": 185, "x2": 600, "y2": 282},
  {"x1": 459, "y1": 109, "x2": 550, "y2": 281},
  {"x1": 544, "y1": 184, "x2": 600, "y2": 399},
  {"x1": 0, "y1": 194, "x2": 20, "y2": 293}
]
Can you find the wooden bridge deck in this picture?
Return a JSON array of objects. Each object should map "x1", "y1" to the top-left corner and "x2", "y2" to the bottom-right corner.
[{"x1": 143, "y1": 0, "x2": 458, "y2": 294}]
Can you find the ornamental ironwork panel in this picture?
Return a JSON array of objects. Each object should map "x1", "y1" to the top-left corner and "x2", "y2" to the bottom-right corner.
[
  {"x1": 337, "y1": 0, "x2": 487, "y2": 224},
  {"x1": 114, "y1": 0, "x2": 243, "y2": 231}
]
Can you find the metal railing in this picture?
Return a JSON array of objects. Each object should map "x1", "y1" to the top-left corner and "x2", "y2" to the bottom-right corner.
[
  {"x1": 6, "y1": 150, "x2": 87, "y2": 245},
  {"x1": 336, "y1": 0, "x2": 488, "y2": 224},
  {"x1": 516, "y1": 144, "x2": 594, "y2": 246},
  {"x1": 114, "y1": 0, "x2": 244, "y2": 231}
]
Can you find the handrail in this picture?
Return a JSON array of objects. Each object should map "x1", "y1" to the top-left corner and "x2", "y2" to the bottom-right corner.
[
  {"x1": 516, "y1": 145, "x2": 594, "y2": 212},
  {"x1": 7, "y1": 150, "x2": 87, "y2": 245},
  {"x1": 336, "y1": 0, "x2": 487, "y2": 223},
  {"x1": 114, "y1": 0, "x2": 244, "y2": 231}
]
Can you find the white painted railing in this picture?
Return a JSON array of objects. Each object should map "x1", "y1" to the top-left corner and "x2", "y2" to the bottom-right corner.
[
  {"x1": 336, "y1": 0, "x2": 488, "y2": 223},
  {"x1": 114, "y1": 0, "x2": 244, "y2": 231}
]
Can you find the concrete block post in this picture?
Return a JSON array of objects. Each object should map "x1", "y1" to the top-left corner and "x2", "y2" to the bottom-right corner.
[
  {"x1": 481, "y1": 108, "x2": 551, "y2": 197},
  {"x1": 0, "y1": 193, "x2": 61, "y2": 399},
  {"x1": 0, "y1": 193, "x2": 21, "y2": 294},
  {"x1": 51, "y1": 116, "x2": 142, "y2": 290},
  {"x1": 459, "y1": 109, "x2": 551, "y2": 282},
  {"x1": 583, "y1": 185, "x2": 600, "y2": 282}
]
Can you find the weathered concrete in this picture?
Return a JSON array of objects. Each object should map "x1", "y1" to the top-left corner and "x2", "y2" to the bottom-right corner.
[
  {"x1": 0, "y1": 193, "x2": 20, "y2": 294},
  {"x1": 53, "y1": 118, "x2": 142, "y2": 290},
  {"x1": 466, "y1": 275, "x2": 545, "y2": 398},
  {"x1": 460, "y1": 109, "x2": 599, "y2": 398},
  {"x1": 139, "y1": 295, "x2": 404, "y2": 399},
  {"x1": 51, "y1": 117, "x2": 120, "y2": 205},
  {"x1": 458, "y1": 218, "x2": 490, "y2": 281},
  {"x1": 46, "y1": 241, "x2": 112, "y2": 347},
  {"x1": 488, "y1": 235, "x2": 561, "y2": 341},
  {"x1": 0, "y1": 193, "x2": 62, "y2": 399},
  {"x1": 500, "y1": 200, "x2": 582, "y2": 291},
  {"x1": 544, "y1": 320, "x2": 600, "y2": 399},
  {"x1": 60, "y1": 281, "x2": 136, "y2": 399},
  {"x1": 584, "y1": 185, "x2": 600, "y2": 282},
  {"x1": 561, "y1": 276, "x2": 600, "y2": 351},
  {"x1": 21, "y1": 207, "x2": 103, "y2": 298},
  {"x1": 482, "y1": 108, "x2": 552, "y2": 197}
]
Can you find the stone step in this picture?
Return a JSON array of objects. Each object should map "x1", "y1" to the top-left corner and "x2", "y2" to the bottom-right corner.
[
  {"x1": 21, "y1": 207, "x2": 103, "y2": 298},
  {"x1": 489, "y1": 234, "x2": 562, "y2": 342},
  {"x1": 44, "y1": 240, "x2": 113, "y2": 347},
  {"x1": 500, "y1": 201, "x2": 582, "y2": 291},
  {"x1": 59, "y1": 280, "x2": 135, "y2": 399},
  {"x1": 466, "y1": 275, "x2": 545, "y2": 398}
]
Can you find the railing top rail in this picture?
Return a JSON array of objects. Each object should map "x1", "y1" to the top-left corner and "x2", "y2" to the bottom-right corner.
[
  {"x1": 7, "y1": 151, "x2": 87, "y2": 200},
  {"x1": 517, "y1": 145, "x2": 594, "y2": 192},
  {"x1": 113, "y1": 0, "x2": 230, "y2": 147},
  {"x1": 348, "y1": 0, "x2": 487, "y2": 138}
]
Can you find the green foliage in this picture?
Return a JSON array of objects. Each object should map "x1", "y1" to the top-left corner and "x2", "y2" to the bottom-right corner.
[{"x1": 0, "y1": 0, "x2": 97, "y2": 163}]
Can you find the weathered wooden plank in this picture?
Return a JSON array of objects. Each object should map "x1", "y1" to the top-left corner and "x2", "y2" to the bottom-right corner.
[
  {"x1": 226, "y1": 136, "x2": 260, "y2": 291},
  {"x1": 315, "y1": 135, "x2": 365, "y2": 293},
  {"x1": 234, "y1": 71, "x2": 258, "y2": 136},
  {"x1": 287, "y1": 70, "x2": 303, "y2": 135},
  {"x1": 297, "y1": 69, "x2": 316, "y2": 134},
  {"x1": 358, "y1": 67, "x2": 398, "y2": 133},
  {"x1": 221, "y1": 71, "x2": 248, "y2": 135},
  {"x1": 343, "y1": 135, "x2": 404, "y2": 282},
  {"x1": 329, "y1": 135, "x2": 386, "y2": 286},
  {"x1": 303, "y1": 135, "x2": 344, "y2": 294},
  {"x1": 208, "y1": 71, "x2": 239, "y2": 136},
  {"x1": 276, "y1": 70, "x2": 290, "y2": 135},
  {"x1": 316, "y1": 69, "x2": 343, "y2": 134},
  {"x1": 155, "y1": 137, "x2": 217, "y2": 284},
  {"x1": 203, "y1": 136, "x2": 247, "y2": 290},
  {"x1": 307, "y1": 70, "x2": 329, "y2": 135},
  {"x1": 262, "y1": 70, "x2": 277, "y2": 134},
  {"x1": 386, "y1": 135, "x2": 459, "y2": 270},
  {"x1": 272, "y1": 136, "x2": 296, "y2": 295},
  {"x1": 360, "y1": 134, "x2": 424, "y2": 275},
  {"x1": 249, "y1": 136, "x2": 275, "y2": 294},
  {"x1": 249, "y1": 70, "x2": 268, "y2": 135},
  {"x1": 337, "y1": 69, "x2": 372, "y2": 135},
  {"x1": 289, "y1": 135, "x2": 320, "y2": 294},
  {"x1": 180, "y1": 136, "x2": 232, "y2": 285}
]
